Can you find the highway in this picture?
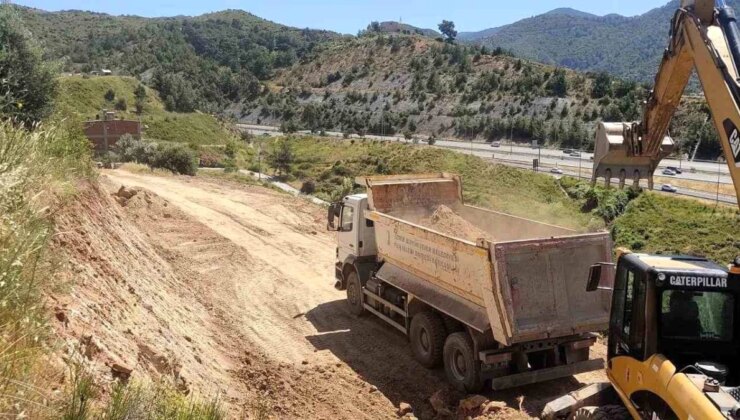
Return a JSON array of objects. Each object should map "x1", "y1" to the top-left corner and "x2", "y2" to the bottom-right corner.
[{"x1": 236, "y1": 124, "x2": 737, "y2": 206}]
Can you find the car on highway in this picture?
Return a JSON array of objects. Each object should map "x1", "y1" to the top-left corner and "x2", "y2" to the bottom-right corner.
[
  {"x1": 569, "y1": 152, "x2": 581, "y2": 157},
  {"x1": 665, "y1": 166, "x2": 683, "y2": 174},
  {"x1": 550, "y1": 168, "x2": 564, "y2": 175},
  {"x1": 491, "y1": 141, "x2": 501, "y2": 147},
  {"x1": 661, "y1": 184, "x2": 678, "y2": 193},
  {"x1": 563, "y1": 149, "x2": 573, "y2": 154},
  {"x1": 662, "y1": 168, "x2": 677, "y2": 176}
]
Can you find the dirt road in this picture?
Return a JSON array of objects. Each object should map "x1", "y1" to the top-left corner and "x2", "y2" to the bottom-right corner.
[{"x1": 102, "y1": 170, "x2": 602, "y2": 419}]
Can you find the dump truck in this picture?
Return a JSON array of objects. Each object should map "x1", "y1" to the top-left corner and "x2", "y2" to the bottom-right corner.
[{"x1": 327, "y1": 173, "x2": 613, "y2": 392}]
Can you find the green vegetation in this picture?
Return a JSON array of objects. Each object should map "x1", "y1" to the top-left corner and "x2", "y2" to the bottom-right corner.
[
  {"x1": 258, "y1": 136, "x2": 602, "y2": 230},
  {"x1": 612, "y1": 193, "x2": 739, "y2": 264},
  {"x1": 438, "y1": 20, "x2": 457, "y2": 42},
  {"x1": 64, "y1": 372, "x2": 225, "y2": 420},
  {"x1": 15, "y1": 6, "x2": 340, "y2": 112},
  {"x1": 56, "y1": 75, "x2": 237, "y2": 146},
  {"x1": 0, "y1": 119, "x2": 91, "y2": 417},
  {"x1": 0, "y1": 6, "x2": 56, "y2": 124},
  {"x1": 464, "y1": 2, "x2": 725, "y2": 83}
]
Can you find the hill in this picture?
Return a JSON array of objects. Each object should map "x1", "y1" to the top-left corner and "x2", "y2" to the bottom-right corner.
[
  {"x1": 462, "y1": 1, "x2": 740, "y2": 82},
  {"x1": 237, "y1": 34, "x2": 722, "y2": 158},
  {"x1": 15, "y1": 6, "x2": 341, "y2": 113},
  {"x1": 56, "y1": 75, "x2": 237, "y2": 145},
  {"x1": 245, "y1": 35, "x2": 641, "y2": 151}
]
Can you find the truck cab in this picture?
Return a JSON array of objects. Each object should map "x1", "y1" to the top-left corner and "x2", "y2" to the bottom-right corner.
[{"x1": 327, "y1": 194, "x2": 377, "y2": 289}]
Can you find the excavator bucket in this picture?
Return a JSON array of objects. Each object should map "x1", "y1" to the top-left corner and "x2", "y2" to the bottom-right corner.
[{"x1": 591, "y1": 122, "x2": 675, "y2": 190}]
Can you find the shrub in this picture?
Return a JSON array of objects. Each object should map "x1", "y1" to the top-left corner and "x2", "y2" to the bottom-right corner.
[
  {"x1": 149, "y1": 144, "x2": 198, "y2": 175},
  {"x1": 199, "y1": 149, "x2": 225, "y2": 168},
  {"x1": 115, "y1": 98, "x2": 127, "y2": 111},
  {"x1": 300, "y1": 179, "x2": 316, "y2": 194},
  {"x1": 115, "y1": 135, "x2": 156, "y2": 164}
]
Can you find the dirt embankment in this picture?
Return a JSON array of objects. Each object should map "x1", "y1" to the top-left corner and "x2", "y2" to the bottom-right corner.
[{"x1": 49, "y1": 170, "x2": 603, "y2": 419}]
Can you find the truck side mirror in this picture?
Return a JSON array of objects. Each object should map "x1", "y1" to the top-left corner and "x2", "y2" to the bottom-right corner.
[
  {"x1": 587, "y1": 263, "x2": 615, "y2": 292},
  {"x1": 327, "y1": 203, "x2": 341, "y2": 231}
]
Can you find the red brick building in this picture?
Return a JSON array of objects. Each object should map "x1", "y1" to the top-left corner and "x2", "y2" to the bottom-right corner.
[{"x1": 84, "y1": 111, "x2": 141, "y2": 153}]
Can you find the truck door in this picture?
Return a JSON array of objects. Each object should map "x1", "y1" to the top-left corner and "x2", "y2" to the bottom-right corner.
[{"x1": 337, "y1": 202, "x2": 358, "y2": 262}]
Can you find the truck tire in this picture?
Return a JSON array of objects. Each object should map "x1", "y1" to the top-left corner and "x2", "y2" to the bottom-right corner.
[
  {"x1": 410, "y1": 311, "x2": 447, "y2": 368},
  {"x1": 346, "y1": 270, "x2": 365, "y2": 316},
  {"x1": 443, "y1": 332, "x2": 484, "y2": 393},
  {"x1": 572, "y1": 405, "x2": 630, "y2": 420}
]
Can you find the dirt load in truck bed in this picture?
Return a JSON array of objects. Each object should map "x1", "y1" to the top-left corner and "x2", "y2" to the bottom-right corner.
[{"x1": 414, "y1": 205, "x2": 494, "y2": 242}]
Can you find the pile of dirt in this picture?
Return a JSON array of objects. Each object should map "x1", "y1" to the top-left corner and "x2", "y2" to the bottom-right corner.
[{"x1": 420, "y1": 205, "x2": 494, "y2": 243}]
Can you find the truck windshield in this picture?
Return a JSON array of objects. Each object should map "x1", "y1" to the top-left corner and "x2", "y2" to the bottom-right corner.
[{"x1": 661, "y1": 290, "x2": 735, "y2": 341}]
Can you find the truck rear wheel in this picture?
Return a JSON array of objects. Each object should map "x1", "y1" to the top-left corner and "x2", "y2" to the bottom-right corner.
[
  {"x1": 572, "y1": 405, "x2": 630, "y2": 420},
  {"x1": 345, "y1": 270, "x2": 365, "y2": 316},
  {"x1": 410, "y1": 311, "x2": 447, "y2": 368},
  {"x1": 443, "y1": 332, "x2": 484, "y2": 393}
]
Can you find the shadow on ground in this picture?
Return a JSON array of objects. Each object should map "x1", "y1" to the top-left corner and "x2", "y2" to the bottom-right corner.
[{"x1": 305, "y1": 299, "x2": 588, "y2": 419}]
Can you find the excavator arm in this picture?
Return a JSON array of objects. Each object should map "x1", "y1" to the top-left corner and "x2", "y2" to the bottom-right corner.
[{"x1": 593, "y1": 0, "x2": 740, "y2": 204}]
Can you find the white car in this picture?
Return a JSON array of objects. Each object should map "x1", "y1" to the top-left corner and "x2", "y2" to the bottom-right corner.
[
  {"x1": 662, "y1": 169, "x2": 677, "y2": 176},
  {"x1": 661, "y1": 184, "x2": 678, "y2": 193},
  {"x1": 550, "y1": 168, "x2": 564, "y2": 175},
  {"x1": 491, "y1": 141, "x2": 501, "y2": 147}
]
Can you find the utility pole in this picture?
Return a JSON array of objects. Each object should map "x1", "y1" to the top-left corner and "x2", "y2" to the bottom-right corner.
[
  {"x1": 257, "y1": 143, "x2": 262, "y2": 181},
  {"x1": 716, "y1": 160, "x2": 721, "y2": 205},
  {"x1": 510, "y1": 122, "x2": 513, "y2": 155}
]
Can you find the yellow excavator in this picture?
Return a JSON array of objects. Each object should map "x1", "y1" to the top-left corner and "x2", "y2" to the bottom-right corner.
[{"x1": 543, "y1": 0, "x2": 740, "y2": 418}]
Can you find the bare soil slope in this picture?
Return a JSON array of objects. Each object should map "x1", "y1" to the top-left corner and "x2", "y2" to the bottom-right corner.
[{"x1": 54, "y1": 169, "x2": 603, "y2": 418}]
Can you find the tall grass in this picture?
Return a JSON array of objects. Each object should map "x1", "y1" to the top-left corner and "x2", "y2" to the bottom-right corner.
[
  {"x1": 0, "y1": 119, "x2": 91, "y2": 417},
  {"x1": 63, "y1": 370, "x2": 225, "y2": 420}
]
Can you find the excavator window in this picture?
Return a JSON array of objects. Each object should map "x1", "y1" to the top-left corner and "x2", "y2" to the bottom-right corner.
[
  {"x1": 660, "y1": 290, "x2": 735, "y2": 342},
  {"x1": 610, "y1": 263, "x2": 647, "y2": 360}
]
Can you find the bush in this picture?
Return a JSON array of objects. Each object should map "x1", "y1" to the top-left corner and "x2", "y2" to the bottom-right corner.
[
  {"x1": 300, "y1": 179, "x2": 316, "y2": 194},
  {"x1": 149, "y1": 144, "x2": 198, "y2": 175},
  {"x1": 115, "y1": 97, "x2": 127, "y2": 111},
  {"x1": 198, "y1": 149, "x2": 225, "y2": 168},
  {"x1": 115, "y1": 135, "x2": 157, "y2": 164}
]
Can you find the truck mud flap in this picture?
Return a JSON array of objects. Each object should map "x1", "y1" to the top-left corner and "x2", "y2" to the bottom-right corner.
[{"x1": 488, "y1": 358, "x2": 604, "y2": 390}]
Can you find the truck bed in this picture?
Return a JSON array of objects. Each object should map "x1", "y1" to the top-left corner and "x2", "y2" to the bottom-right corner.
[{"x1": 359, "y1": 173, "x2": 612, "y2": 346}]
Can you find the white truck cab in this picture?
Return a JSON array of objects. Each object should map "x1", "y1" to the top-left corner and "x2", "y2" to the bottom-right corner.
[{"x1": 327, "y1": 194, "x2": 377, "y2": 288}]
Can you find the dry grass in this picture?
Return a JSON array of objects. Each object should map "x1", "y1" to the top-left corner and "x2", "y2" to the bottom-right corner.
[{"x1": 653, "y1": 175, "x2": 736, "y2": 197}]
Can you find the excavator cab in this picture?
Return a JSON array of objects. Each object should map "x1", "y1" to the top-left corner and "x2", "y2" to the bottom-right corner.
[{"x1": 543, "y1": 253, "x2": 740, "y2": 419}]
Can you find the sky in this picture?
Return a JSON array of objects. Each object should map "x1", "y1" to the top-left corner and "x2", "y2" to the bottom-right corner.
[{"x1": 14, "y1": 0, "x2": 673, "y2": 34}]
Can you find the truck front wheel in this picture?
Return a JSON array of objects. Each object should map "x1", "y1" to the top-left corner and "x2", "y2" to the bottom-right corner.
[
  {"x1": 443, "y1": 332, "x2": 484, "y2": 393},
  {"x1": 345, "y1": 270, "x2": 365, "y2": 316},
  {"x1": 410, "y1": 311, "x2": 446, "y2": 368}
]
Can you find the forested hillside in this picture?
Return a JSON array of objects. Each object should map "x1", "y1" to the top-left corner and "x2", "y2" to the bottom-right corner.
[
  {"x1": 14, "y1": 5, "x2": 726, "y2": 158},
  {"x1": 463, "y1": 0, "x2": 740, "y2": 83},
  {"x1": 235, "y1": 34, "x2": 721, "y2": 158},
  {"x1": 16, "y1": 6, "x2": 341, "y2": 113}
]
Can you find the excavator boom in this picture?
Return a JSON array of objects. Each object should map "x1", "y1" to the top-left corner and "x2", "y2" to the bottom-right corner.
[{"x1": 592, "y1": 0, "x2": 740, "y2": 205}]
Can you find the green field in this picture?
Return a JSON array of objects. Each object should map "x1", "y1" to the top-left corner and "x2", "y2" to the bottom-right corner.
[{"x1": 56, "y1": 76, "x2": 237, "y2": 145}]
